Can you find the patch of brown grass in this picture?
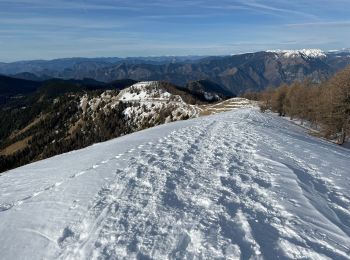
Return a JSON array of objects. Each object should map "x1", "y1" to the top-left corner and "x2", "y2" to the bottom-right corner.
[
  {"x1": 0, "y1": 136, "x2": 32, "y2": 155},
  {"x1": 199, "y1": 98, "x2": 255, "y2": 116}
]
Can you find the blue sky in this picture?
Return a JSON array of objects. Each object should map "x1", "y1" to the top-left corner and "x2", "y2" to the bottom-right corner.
[{"x1": 0, "y1": 0, "x2": 349, "y2": 61}]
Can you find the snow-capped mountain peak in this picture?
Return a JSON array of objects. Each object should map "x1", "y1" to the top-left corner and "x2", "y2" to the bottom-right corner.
[{"x1": 267, "y1": 49, "x2": 327, "y2": 59}]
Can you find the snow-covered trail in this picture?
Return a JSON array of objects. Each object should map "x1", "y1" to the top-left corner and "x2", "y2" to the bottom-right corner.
[{"x1": 0, "y1": 108, "x2": 350, "y2": 259}]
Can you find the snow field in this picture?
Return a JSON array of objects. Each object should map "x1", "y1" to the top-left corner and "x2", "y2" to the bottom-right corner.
[{"x1": 0, "y1": 108, "x2": 349, "y2": 259}]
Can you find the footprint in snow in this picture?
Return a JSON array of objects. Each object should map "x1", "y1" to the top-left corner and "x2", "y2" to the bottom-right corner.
[
  {"x1": 55, "y1": 182, "x2": 63, "y2": 187},
  {"x1": 15, "y1": 200, "x2": 24, "y2": 206},
  {"x1": 43, "y1": 182, "x2": 62, "y2": 192},
  {"x1": 32, "y1": 191, "x2": 43, "y2": 197},
  {"x1": 0, "y1": 203, "x2": 13, "y2": 212},
  {"x1": 69, "y1": 200, "x2": 79, "y2": 210},
  {"x1": 74, "y1": 171, "x2": 86, "y2": 177},
  {"x1": 288, "y1": 199, "x2": 300, "y2": 207}
]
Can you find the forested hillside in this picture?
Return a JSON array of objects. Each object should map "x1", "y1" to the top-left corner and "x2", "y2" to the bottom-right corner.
[
  {"x1": 0, "y1": 81, "x2": 211, "y2": 172},
  {"x1": 247, "y1": 66, "x2": 350, "y2": 144}
]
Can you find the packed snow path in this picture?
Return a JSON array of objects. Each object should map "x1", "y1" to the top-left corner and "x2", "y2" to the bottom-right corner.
[{"x1": 1, "y1": 108, "x2": 350, "y2": 259}]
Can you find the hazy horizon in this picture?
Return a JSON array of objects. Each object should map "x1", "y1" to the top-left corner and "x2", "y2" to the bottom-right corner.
[{"x1": 3, "y1": 48, "x2": 350, "y2": 64}]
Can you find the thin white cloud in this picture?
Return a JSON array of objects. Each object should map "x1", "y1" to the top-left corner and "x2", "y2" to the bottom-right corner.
[
  {"x1": 139, "y1": 13, "x2": 221, "y2": 20},
  {"x1": 0, "y1": 17, "x2": 126, "y2": 30},
  {"x1": 0, "y1": 0, "x2": 142, "y2": 11},
  {"x1": 0, "y1": 0, "x2": 349, "y2": 61},
  {"x1": 286, "y1": 21, "x2": 350, "y2": 27},
  {"x1": 239, "y1": 0, "x2": 319, "y2": 19}
]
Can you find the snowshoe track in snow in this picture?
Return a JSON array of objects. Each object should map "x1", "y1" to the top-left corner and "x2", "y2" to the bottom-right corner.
[{"x1": 1, "y1": 108, "x2": 349, "y2": 259}]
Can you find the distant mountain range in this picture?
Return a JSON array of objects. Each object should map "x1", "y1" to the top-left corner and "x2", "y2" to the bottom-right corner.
[
  {"x1": 1, "y1": 49, "x2": 350, "y2": 95},
  {"x1": 0, "y1": 75, "x2": 229, "y2": 106},
  {"x1": 0, "y1": 56, "x2": 205, "y2": 76}
]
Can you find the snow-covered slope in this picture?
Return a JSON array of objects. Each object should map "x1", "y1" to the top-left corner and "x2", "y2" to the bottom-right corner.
[
  {"x1": 200, "y1": 98, "x2": 256, "y2": 115},
  {"x1": 117, "y1": 81, "x2": 200, "y2": 126},
  {"x1": 117, "y1": 81, "x2": 173, "y2": 101},
  {"x1": 80, "y1": 81, "x2": 201, "y2": 131},
  {"x1": 1, "y1": 108, "x2": 350, "y2": 259},
  {"x1": 267, "y1": 49, "x2": 327, "y2": 59}
]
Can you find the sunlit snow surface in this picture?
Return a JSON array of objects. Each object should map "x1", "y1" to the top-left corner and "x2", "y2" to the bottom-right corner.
[
  {"x1": 0, "y1": 108, "x2": 350, "y2": 259},
  {"x1": 266, "y1": 49, "x2": 327, "y2": 59}
]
